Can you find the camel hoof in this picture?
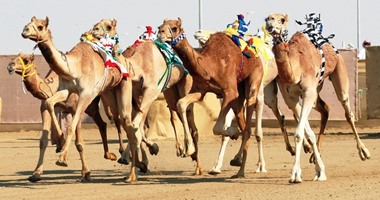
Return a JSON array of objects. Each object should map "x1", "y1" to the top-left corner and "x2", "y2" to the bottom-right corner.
[
  {"x1": 137, "y1": 162, "x2": 148, "y2": 173},
  {"x1": 230, "y1": 173, "x2": 245, "y2": 179},
  {"x1": 176, "y1": 147, "x2": 185, "y2": 157},
  {"x1": 81, "y1": 172, "x2": 91, "y2": 182},
  {"x1": 117, "y1": 157, "x2": 129, "y2": 165},
  {"x1": 229, "y1": 134, "x2": 239, "y2": 140},
  {"x1": 309, "y1": 153, "x2": 317, "y2": 164},
  {"x1": 55, "y1": 160, "x2": 68, "y2": 167},
  {"x1": 313, "y1": 173, "x2": 327, "y2": 181},
  {"x1": 55, "y1": 146, "x2": 61, "y2": 153},
  {"x1": 287, "y1": 146, "x2": 296, "y2": 156},
  {"x1": 149, "y1": 143, "x2": 159, "y2": 155},
  {"x1": 289, "y1": 174, "x2": 303, "y2": 183},
  {"x1": 303, "y1": 144, "x2": 312, "y2": 154},
  {"x1": 28, "y1": 174, "x2": 42, "y2": 182},
  {"x1": 105, "y1": 152, "x2": 118, "y2": 161},
  {"x1": 359, "y1": 147, "x2": 371, "y2": 161},
  {"x1": 208, "y1": 169, "x2": 221, "y2": 175},
  {"x1": 230, "y1": 158, "x2": 242, "y2": 167}
]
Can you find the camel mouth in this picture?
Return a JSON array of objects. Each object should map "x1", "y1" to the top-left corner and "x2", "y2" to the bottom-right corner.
[
  {"x1": 7, "y1": 68, "x2": 15, "y2": 75},
  {"x1": 266, "y1": 26, "x2": 275, "y2": 34}
]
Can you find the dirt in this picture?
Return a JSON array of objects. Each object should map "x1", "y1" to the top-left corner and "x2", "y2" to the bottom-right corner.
[{"x1": 0, "y1": 124, "x2": 379, "y2": 200}]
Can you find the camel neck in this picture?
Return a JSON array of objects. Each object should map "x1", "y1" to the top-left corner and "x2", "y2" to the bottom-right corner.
[
  {"x1": 272, "y1": 42, "x2": 300, "y2": 84},
  {"x1": 37, "y1": 38, "x2": 74, "y2": 80},
  {"x1": 23, "y1": 73, "x2": 53, "y2": 100},
  {"x1": 172, "y1": 38, "x2": 206, "y2": 77}
]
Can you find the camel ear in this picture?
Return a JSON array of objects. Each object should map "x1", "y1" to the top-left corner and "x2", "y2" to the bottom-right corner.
[
  {"x1": 164, "y1": 18, "x2": 168, "y2": 23},
  {"x1": 30, "y1": 53, "x2": 34, "y2": 61},
  {"x1": 31, "y1": 16, "x2": 36, "y2": 22},
  {"x1": 177, "y1": 17, "x2": 182, "y2": 27},
  {"x1": 112, "y1": 19, "x2": 117, "y2": 27},
  {"x1": 45, "y1": 16, "x2": 49, "y2": 26},
  {"x1": 284, "y1": 14, "x2": 289, "y2": 23}
]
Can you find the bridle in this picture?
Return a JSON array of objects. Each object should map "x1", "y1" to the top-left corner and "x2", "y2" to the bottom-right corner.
[
  {"x1": 164, "y1": 24, "x2": 186, "y2": 46},
  {"x1": 18, "y1": 56, "x2": 36, "y2": 81},
  {"x1": 31, "y1": 24, "x2": 49, "y2": 49}
]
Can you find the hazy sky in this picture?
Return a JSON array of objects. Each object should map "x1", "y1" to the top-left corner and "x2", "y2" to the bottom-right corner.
[{"x1": 1, "y1": 0, "x2": 379, "y2": 55}]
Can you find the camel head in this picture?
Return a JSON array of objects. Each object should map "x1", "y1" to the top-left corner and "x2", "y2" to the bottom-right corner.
[
  {"x1": 194, "y1": 29, "x2": 216, "y2": 48},
  {"x1": 80, "y1": 29, "x2": 96, "y2": 42},
  {"x1": 265, "y1": 13, "x2": 288, "y2": 36},
  {"x1": 21, "y1": 16, "x2": 50, "y2": 43},
  {"x1": 157, "y1": 18, "x2": 184, "y2": 45},
  {"x1": 7, "y1": 52, "x2": 36, "y2": 77},
  {"x1": 91, "y1": 19, "x2": 118, "y2": 40}
]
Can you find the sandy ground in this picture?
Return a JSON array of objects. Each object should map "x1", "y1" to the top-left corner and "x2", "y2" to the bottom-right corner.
[{"x1": 0, "y1": 124, "x2": 379, "y2": 200}]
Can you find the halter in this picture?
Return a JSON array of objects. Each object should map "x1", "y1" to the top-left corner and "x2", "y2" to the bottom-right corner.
[
  {"x1": 18, "y1": 56, "x2": 36, "y2": 81},
  {"x1": 31, "y1": 24, "x2": 49, "y2": 50},
  {"x1": 166, "y1": 25, "x2": 186, "y2": 46},
  {"x1": 94, "y1": 22, "x2": 120, "y2": 44},
  {"x1": 271, "y1": 28, "x2": 288, "y2": 45}
]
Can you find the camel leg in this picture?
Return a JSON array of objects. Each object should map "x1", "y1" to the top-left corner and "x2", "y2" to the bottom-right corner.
[
  {"x1": 253, "y1": 84, "x2": 266, "y2": 173},
  {"x1": 184, "y1": 103, "x2": 203, "y2": 175},
  {"x1": 209, "y1": 104, "x2": 234, "y2": 175},
  {"x1": 177, "y1": 92, "x2": 204, "y2": 157},
  {"x1": 267, "y1": 80, "x2": 295, "y2": 155},
  {"x1": 278, "y1": 84, "x2": 313, "y2": 154},
  {"x1": 170, "y1": 109, "x2": 185, "y2": 157},
  {"x1": 330, "y1": 58, "x2": 370, "y2": 160},
  {"x1": 214, "y1": 89, "x2": 240, "y2": 137},
  {"x1": 45, "y1": 89, "x2": 70, "y2": 152},
  {"x1": 72, "y1": 119, "x2": 91, "y2": 182},
  {"x1": 232, "y1": 80, "x2": 261, "y2": 178},
  {"x1": 100, "y1": 92, "x2": 128, "y2": 164},
  {"x1": 133, "y1": 87, "x2": 161, "y2": 157},
  {"x1": 85, "y1": 96, "x2": 117, "y2": 161},
  {"x1": 113, "y1": 79, "x2": 136, "y2": 182},
  {"x1": 28, "y1": 103, "x2": 51, "y2": 182},
  {"x1": 309, "y1": 94, "x2": 330, "y2": 163},
  {"x1": 290, "y1": 88, "x2": 326, "y2": 183},
  {"x1": 163, "y1": 88, "x2": 185, "y2": 157}
]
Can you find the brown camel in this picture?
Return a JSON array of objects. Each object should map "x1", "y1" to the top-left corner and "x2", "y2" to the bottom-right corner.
[
  {"x1": 6, "y1": 52, "x2": 130, "y2": 182},
  {"x1": 157, "y1": 18, "x2": 264, "y2": 178},
  {"x1": 21, "y1": 17, "x2": 135, "y2": 181},
  {"x1": 194, "y1": 29, "x2": 297, "y2": 174},
  {"x1": 91, "y1": 19, "x2": 194, "y2": 182},
  {"x1": 265, "y1": 13, "x2": 370, "y2": 183}
]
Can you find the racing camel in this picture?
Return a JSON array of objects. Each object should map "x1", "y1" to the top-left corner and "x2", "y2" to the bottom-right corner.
[
  {"x1": 157, "y1": 18, "x2": 264, "y2": 178},
  {"x1": 265, "y1": 13, "x2": 370, "y2": 183},
  {"x1": 21, "y1": 17, "x2": 135, "y2": 181},
  {"x1": 7, "y1": 52, "x2": 128, "y2": 182}
]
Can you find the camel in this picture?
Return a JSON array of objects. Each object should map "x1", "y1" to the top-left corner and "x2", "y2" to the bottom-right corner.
[
  {"x1": 157, "y1": 18, "x2": 264, "y2": 178},
  {"x1": 194, "y1": 29, "x2": 297, "y2": 174},
  {"x1": 265, "y1": 13, "x2": 370, "y2": 183},
  {"x1": 6, "y1": 52, "x2": 130, "y2": 182},
  {"x1": 91, "y1": 19, "x2": 195, "y2": 182},
  {"x1": 21, "y1": 17, "x2": 135, "y2": 181}
]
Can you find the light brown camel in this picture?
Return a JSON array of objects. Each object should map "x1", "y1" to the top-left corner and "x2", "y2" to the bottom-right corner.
[
  {"x1": 157, "y1": 18, "x2": 264, "y2": 178},
  {"x1": 265, "y1": 13, "x2": 370, "y2": 183},
  {"x1": 6, "y1": 52, "x2": 130, "y2": 182},
  {"x1": 21, "y1": 17, "x2": 135, "y2": 181},
  {"x1": 91, "y1": 19, "x2": 194, "y2": 182}
]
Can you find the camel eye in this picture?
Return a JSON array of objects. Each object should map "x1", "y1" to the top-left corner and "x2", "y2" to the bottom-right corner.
[
  {"x1": 172, "y1": 27, "x2": 178, "y2": 32},
  {"x1": 37, "y1": 25, "x2": 43, "y2": 31},
  {"x1": 106, "y1": 25, "x2": 112, "y2": 31},
  {"x1": 281, "y1": 18, "x2": 285, "y2": 24}
]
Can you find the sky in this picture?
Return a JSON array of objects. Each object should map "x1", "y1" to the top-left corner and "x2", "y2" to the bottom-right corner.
[{"x1": 1, "y1": 0, "x2": 379, "y2": 55}]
